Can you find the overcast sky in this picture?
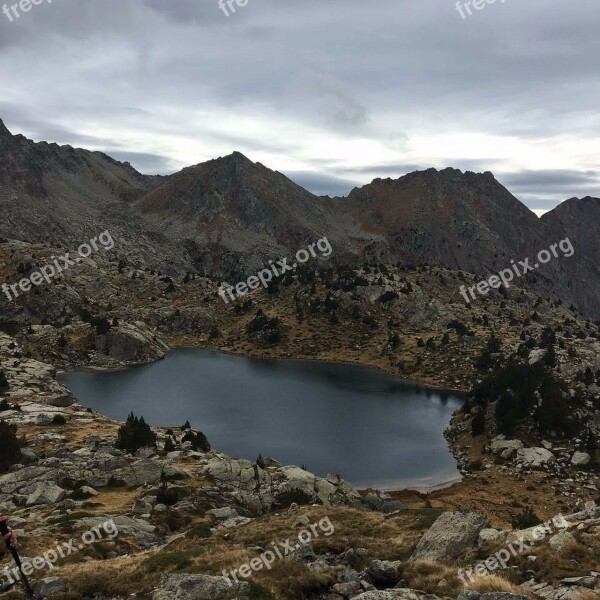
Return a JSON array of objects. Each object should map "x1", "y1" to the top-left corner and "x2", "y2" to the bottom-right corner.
[{"x1": 0, "y1": 0, "x2": 598, "y2": 214}]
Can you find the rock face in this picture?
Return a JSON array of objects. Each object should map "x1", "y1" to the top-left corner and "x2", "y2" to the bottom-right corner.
[
  {"x1": 152, "y1": 574, "x2": 250, "y2": 600},
  {"x1": 0, "y1": 340, "x2": 75, "y2": 407},
  {"x1": 410, "y1": 510, "x2": 488, "y2": 561},
  {"x1": 95, "y1": 322, "x2": 169, "y2": 364},
  {"x1": 2, "y1": 118, "x2": 600, "y2": 318}
]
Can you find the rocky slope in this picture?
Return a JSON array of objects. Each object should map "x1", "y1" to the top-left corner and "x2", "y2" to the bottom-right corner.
[
  {"x1": 1, "y1": 117, "x2": 600, "y2": 599},
  {"x1": 1, "y1": 118, "x2": 600, "y2": 317},
  {"x1": 0, "y1": 326, "x2": 599, "y2": 599}
]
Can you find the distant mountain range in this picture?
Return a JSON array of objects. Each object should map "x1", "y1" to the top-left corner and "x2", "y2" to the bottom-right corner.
[{"x1": 1, "y1": 118, "x2": 598, "y2": 318}]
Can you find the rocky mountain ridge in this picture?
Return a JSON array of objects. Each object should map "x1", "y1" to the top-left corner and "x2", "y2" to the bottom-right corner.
[{"x1": 1, "y1": 118, "x2": 599, "y2": 317}]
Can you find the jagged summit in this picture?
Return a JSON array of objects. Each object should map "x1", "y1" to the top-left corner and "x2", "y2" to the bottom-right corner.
[
  {"x1": 1, "y1": 116, "x2": 600, "y2": 316},
  {"x1": 0, "y1": 117, "x2": 12, "y2": 138}
]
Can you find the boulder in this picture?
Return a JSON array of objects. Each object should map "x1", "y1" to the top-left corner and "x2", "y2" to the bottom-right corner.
[
  {"x1": 26, "y1": 482, "x2": 66, "y2": 506},
  {"x1": 354, "y1": 590, "x2": 441, "y2": 600},
  {"x1": 153, "y1": 574, "x2": 250, "y2": 600},
  {"x1": 0, "y1": 466, "x2": 58, "y2": 494},
  {"x1": 19, "y1": 448, "x2": 38, "y2": 463},
  {"x1": 516, "y1": 448, "x2": 555, "y2": 468},
  {"x1": 479, "y1": 595, "x2": 529, "y2": 600},
  {"x1": 333, "y1": 581, "x2": 363, "y2": 598},
  {"x1": 132, "y1": 498, "x2": 153, "y2": 515},
  {"x1": 363, "y1": 491, "x2": 407, "y2": 513},
  {"x1": 571, "y1": 452, "x2": 591, "y2": 467},
  {"x1": 410, "y1": 510, "x2": 487, "y2": 561},
  {"x1": 291, "y1": 543, "x2": 317, "y2": 563},
  {"x1": 489, "y1": 436, "x2": 524, "y2": 457},
  {"x1": 292, "y1": 515, "x2": 310, "y2": 528},
  {"x1": 365, "y1": 560, "x2": 402, "y2": 588},
  {"x1": 478, "y1": 528, "x2": 507, "y2": 546},
  {"x1": 206, "y1": 507, "x2": 239, "y2": 521},
  {"x1": 34, "y1": 576, "x2": 67, "y2": 598},
  {"x1": 549, "y1": 531, "x2": 576, "y2": 551}
]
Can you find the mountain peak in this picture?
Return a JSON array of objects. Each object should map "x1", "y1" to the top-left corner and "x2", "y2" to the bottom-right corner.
[
  {"x1": 217, "y1": 150, "x2": 254, "y2": 165},
  {"x1": 0, "y1": 117, "x2": 13, "y2": 139}
]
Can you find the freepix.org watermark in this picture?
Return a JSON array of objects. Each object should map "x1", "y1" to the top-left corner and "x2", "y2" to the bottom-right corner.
[
  {"x1": 458, "y1": 513, "x2": 568, "y2": 585},
  {"x1": 455, "y1": 0, "x2": 507, "y2": 19},
  {"x1": 2, "y1": 0, "x2": 52, "y2": 23},
  {"x1": 2, "y1": 230, "x2": 115, "y2": 303},
  {"x1": 459, "y1": 237, "x2": 574, "y2": 304},
  {"x1": 222, "y1": 516, "x2": 334, "y2": 586},
  {"x1": 2, "y1": 519, "x2": 118, "y2": 586},
  {"x1": 218, "y1": 0, "x2": 248, "y2": 17},
  {"x1": 218, "y1": 237, "x2": 333, "y2": 304}
]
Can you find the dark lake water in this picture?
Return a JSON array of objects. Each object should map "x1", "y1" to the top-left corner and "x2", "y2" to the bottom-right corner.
[{"x1": 60, "y1": 349, "x2": 463, "y2": 490}]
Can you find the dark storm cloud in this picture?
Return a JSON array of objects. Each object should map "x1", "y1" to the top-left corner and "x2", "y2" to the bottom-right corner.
[{"x1": 0, "y1": 0, "x2": 598, "y2": 211}]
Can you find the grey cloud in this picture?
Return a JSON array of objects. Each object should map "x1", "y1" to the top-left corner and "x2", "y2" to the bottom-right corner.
[
  {"x1": 0, "y1": 0, "x2": 598, "y2": 211},
  {"x1": 500, "y1": 170, "x2": 599, "y2": 191},
  {"x1": 498, "y1": 170, "x2": 600, "y2": 204},
  {"x1": 283, "y1": 171, "x2": 363, "y2": 198},
  {"x1": 339, "y1": 164, "x2": 425, "y2": 176},
  {"x1": 103, "y1": 150, "x2": 178, "y2": 175}
]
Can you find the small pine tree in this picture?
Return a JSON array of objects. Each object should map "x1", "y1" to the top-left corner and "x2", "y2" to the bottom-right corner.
[
  {"x1": 471, "y1": 409, "x2": 486, "y2": 437},
  {"x1": 256, "y1": 453, "x2": 265, "y2": 469},
  {"x1": 511, "y1": 506, "x2": 541, "y2": 529},
  {"x1": 181, "y1": 430, "x2": 211, "y2": 452},
  {"x1": 0, "y1": 371, "x2": 9, "y2": 392},
  {"x1": 115, "y1": 413, "x2": 157, "y2": 453},
  {"x1": 164, "y1": 437, "x2": 176, "y2": 453},
  {"x1": 0, "y1": 420, "x2": 24, "y2": 472}
]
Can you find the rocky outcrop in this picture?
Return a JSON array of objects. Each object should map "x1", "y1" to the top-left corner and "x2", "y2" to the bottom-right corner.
[
  {"x1": 95, "y1": 322, "x2": 169, "y2": 364},
  {"x1": 203, "y1": 457, "x2": 365, "y2": 514},
  {"x1": 153, "y1": 574, "x2": 250, "y2": 600},
  {"x1": 0, "y1": 334, "x2": 74, "y2": 406}
]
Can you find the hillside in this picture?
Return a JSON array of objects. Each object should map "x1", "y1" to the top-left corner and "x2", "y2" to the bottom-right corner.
[{"x1": 1, "y1": 119, "x2": 600, "y2": 317}]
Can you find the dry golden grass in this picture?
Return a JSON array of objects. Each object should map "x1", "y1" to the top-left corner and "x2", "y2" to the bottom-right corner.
[
  {"x1": 466, "y1": 574, "x2": 530, "y2": 596},
  {"x1": 403, "y1": 560, "x2": 463, "y2": 595}
]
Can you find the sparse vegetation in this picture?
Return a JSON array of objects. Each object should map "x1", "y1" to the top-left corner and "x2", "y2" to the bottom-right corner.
[{"x1": 115, "y1": 412, "x2": 157, "y2": 453}]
